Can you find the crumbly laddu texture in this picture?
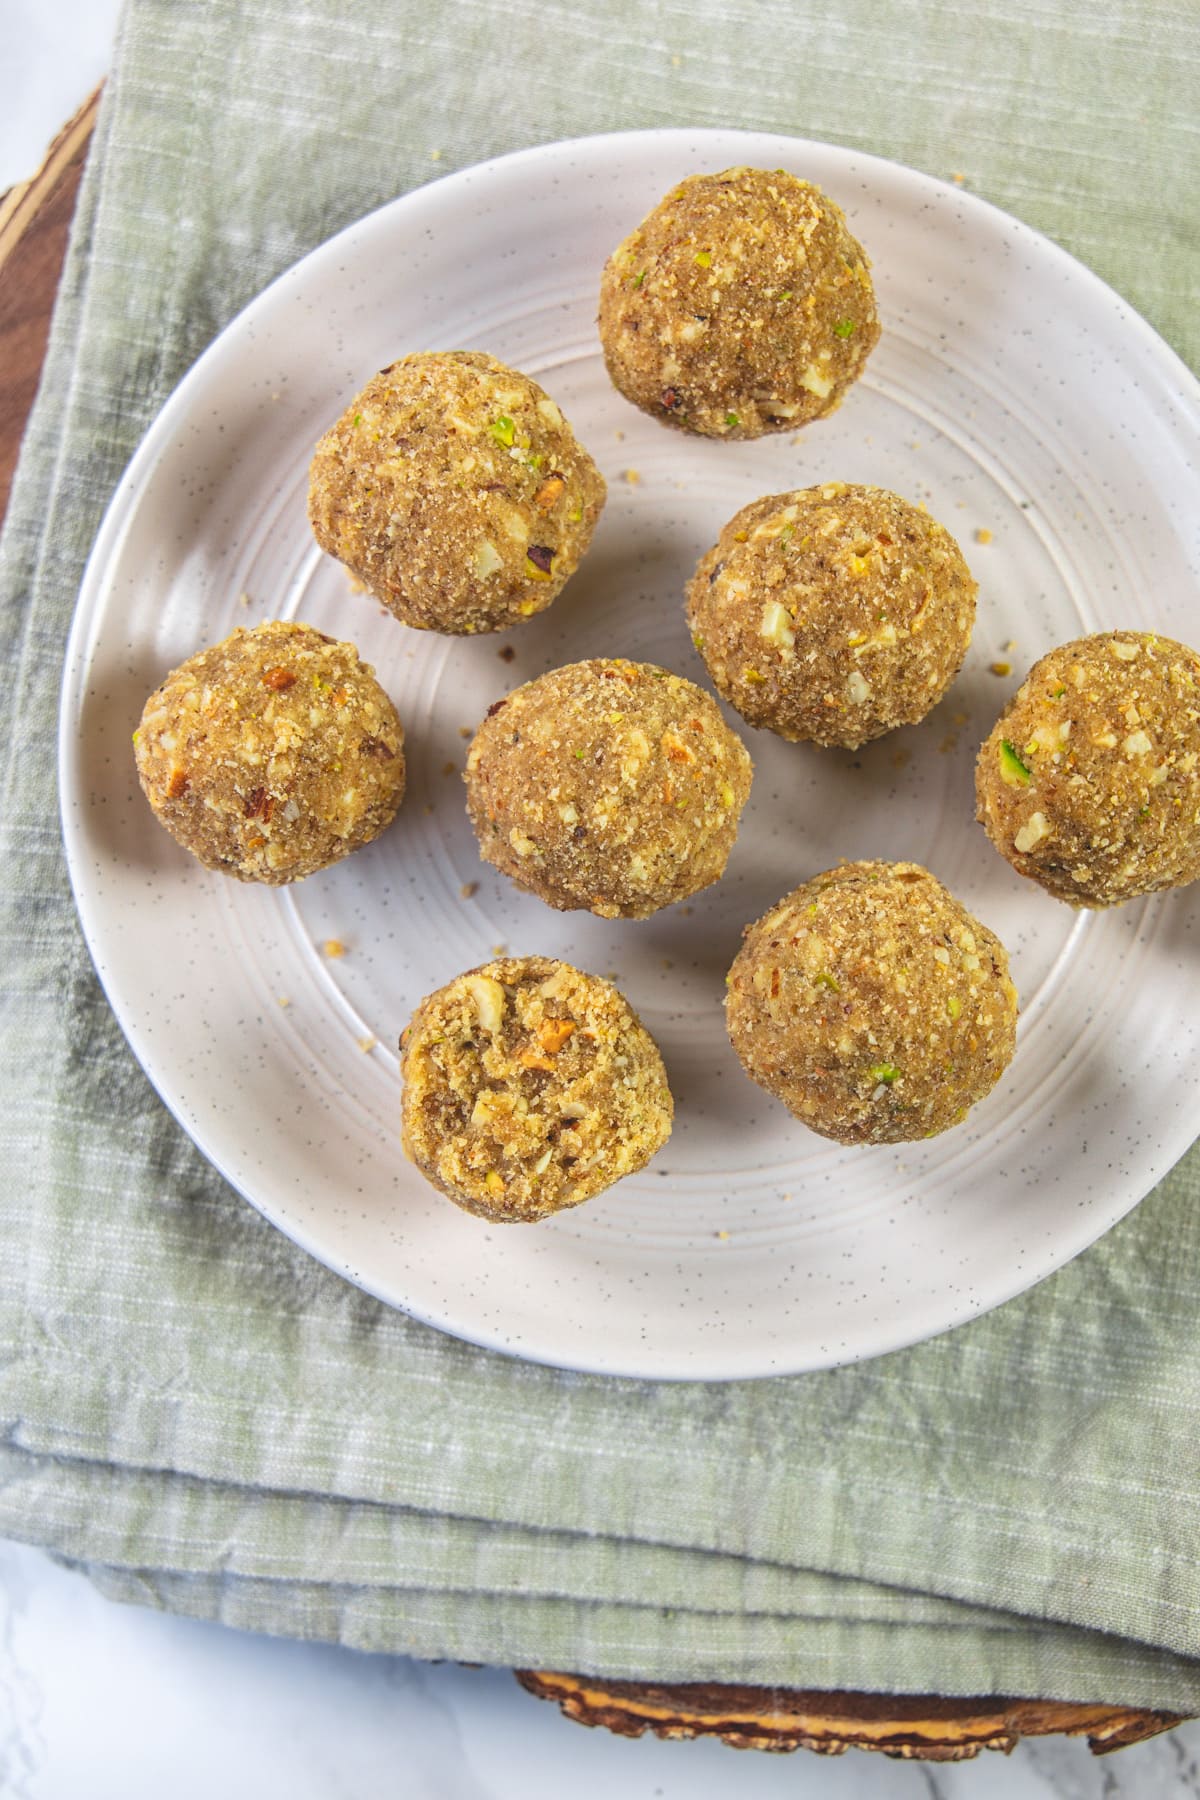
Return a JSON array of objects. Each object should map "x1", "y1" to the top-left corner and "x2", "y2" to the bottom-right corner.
[
  {"x1": 465, "y1": 658, "x2": 753, "y2": 919},
  {"x1": 134, "y1": 620, "x2": 405, "y2": 883},
  {"x1": 597, "y1": 167, "x2": 879, "y2": 439},
  {"x1": 687, "y1": 485, "x2": 976, "y2": 749},
  {"x1": 976, "y1": 631, "x2": 1200, "y2": 907},
  {"x1": 400, "y1": 956, "x2": 673, "y2": 1222},
  {"x1": 726, "y1": 861, "x2": 1018, "y2": 1145},
  {"x1": 307, "y1": 351, "x2": 607, "y2": 634}
]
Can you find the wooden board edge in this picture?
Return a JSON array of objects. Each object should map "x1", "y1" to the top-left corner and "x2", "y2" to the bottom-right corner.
[
  {"x1": 0, "y1": 85, "x2": 103, "y2": 275},
  {"x1": 515, "y1": 1670, "x2": 1191, "y2": 1761}
]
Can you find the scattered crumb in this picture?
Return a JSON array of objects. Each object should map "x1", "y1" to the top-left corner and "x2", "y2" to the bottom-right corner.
[
  {"x1": 791, "y1": 433, "x2": 804, "y2": 446},
  {"x1": 781, "y1": 1192, "x2": 793, "y2": 1202},
  {"x1": 682, "y1": 905, "x2": 694, "y2": 916},
  {"x1": 1004, "y1": 639, "x2": 1018, "y2": 653},
  {"x1": 661, "y1": 958, "x2": 673, "y2": 969},
  {"x1": 890, "y1": 747, "x2": 911, "y2": 769},
  {"x1": 951, "y1": 171, "x2": 966, "y2": 184},
  {"x1": 671, "y1": 52, "x2": 681, "y2": 67},
  {"x1": 937, "y1": 712, "x2": 969, "y2": 754},
  {"x1": 989, "y1": 660, "x2": 1012, "y2": 677},
  {"x1": 458, "y1": 725, "x2": 473, "y2": 738},
  {"x1": 492, "y1": 942, "x2": 507, "y2": 955},
  {"x1": 715, "y1": 1229, "x2": 730, "y2": 1240},
  {"x1": 974, "y1": 527, "x2": 993, "y2": 545},
  {"x1": 323, "y1": 939, "x2": 347, "y2": 959},
  {"x1": 357, "y1": 1034, "x2": 378, "y2": 1053},
  {"x1": 460, "y1": 880, "x2": 479, "y2": 900},
  {"x1": 623, "y1": 468, "x2": 641, "y2": 485},
  {"x1": 910, "y1": 440, "x2": 922, "y2": 452},
  {"x1": 238, "y1": 590, "x2": 252, "y2": 608},
  {"x1": 430, "y1": 148, "x2": 442, "y2": 161},
  {"x1": 442, "y1": 760, "x2": 457, "y2": 776},
  {"x1": 277, "y1": 995, "x2": 291, "y2": 1008},
  {"x1": 498, "y1": 645, "x2": 515, "y2": 663},
  {"x1": 614, "y1": 428, "x2": 625, "y2": 441},
  {"x1": 423, "y1": 803, "x2": 434, "y2": 815}
]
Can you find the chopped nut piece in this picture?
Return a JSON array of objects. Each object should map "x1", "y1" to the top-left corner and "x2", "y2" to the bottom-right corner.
[
  {"x1": 537, "y1": 1018, "x2": 577, "y2": 1054},
  {"x1": 999, "y1": 740, "x2": 1031, "y2": 786},
  {"x1": 1013, "y1": 811, "x2": 1051, "y2": 853},
  {"x1": 760, "y1": 599, "x2": 795, "y2": 649},
  {"x1": 472, "y1": 539, "x2": 503, "y2": 579},
  {"x1": 464, "y1": 974, "x2": 505, "y2": 1034},
  {"x1": 533, "y1": 472, "x2": 566, "y2": 511}
]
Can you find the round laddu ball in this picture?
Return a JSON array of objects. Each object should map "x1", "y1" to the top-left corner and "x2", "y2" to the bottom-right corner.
[
  {"x1": 134, "y1": 620, "x2": 405, "y2": 883},
  {"x1": 726, "y1": 861, "x2": 1018, "y2": 1145},
  {"x1": 597, "y1": 167, "x2": 879, "y2": 439},
  {"x1": 686, "y1": 484, "x2": 977, "y2": 749},
  {"x1": 307, "y1": 351, "x2": 607, "y2": 634},
  {"x1": 400, "y1": 956, "x2": 673, "y2": 1222},
  {"x1": 976, "y1": 631, "x2": 1200, "y2": 907},
  {"x1": 465, "y1": 659, "x2": 753, "y2": 919}
]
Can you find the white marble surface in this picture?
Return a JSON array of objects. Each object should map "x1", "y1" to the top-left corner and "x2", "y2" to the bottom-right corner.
[
  {"x1": 4, "y1": 7, "x2": 1200, "y2": 1795},
  {"x1": 0, "y1": 0, "x2": 123, "y2": 190}
]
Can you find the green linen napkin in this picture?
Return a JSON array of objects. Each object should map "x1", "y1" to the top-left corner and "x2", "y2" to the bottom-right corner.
[{"x1": 3, "y1": 0, "x2": 1200, "y2": 1709}]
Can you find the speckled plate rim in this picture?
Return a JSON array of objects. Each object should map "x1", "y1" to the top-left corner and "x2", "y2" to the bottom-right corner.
[{"x1": 60, "y1": 128, "x2": 1200, "y2": 1380}]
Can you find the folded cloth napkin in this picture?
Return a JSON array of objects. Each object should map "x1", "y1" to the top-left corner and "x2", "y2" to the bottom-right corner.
[{"x1": 3, "y1": 0, "x2": 1199, "y2": 1709}]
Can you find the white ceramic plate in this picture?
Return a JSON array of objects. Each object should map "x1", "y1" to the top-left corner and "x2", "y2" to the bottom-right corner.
[{"x1": 61, "y1": 130, "x2": 1200, "y2": 1380}]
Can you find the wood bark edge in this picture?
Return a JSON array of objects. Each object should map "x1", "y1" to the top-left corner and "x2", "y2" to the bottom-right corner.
[
  {"x1": 0, "y1": 85, "x2": 102, "y2": 277},
  {"x1": 515, "y1": 1670, "x2": 1189, "y2": 1761}
]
